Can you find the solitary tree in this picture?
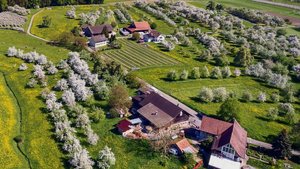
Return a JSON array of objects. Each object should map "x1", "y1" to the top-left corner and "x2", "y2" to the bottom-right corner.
[
  {"x1": 217, "y1": 98, "x2": 240, "y2": 122},
  {"x1": 167, "y1": 70, "x2": 178, "y2": 81},
  {"x1": 199, "y1": 87, "x2": 214, "y2": 103},
  {"x1": 206, "y1": 0, "x2": 216, "y2": 10},
  {"x1": 234, "y1": 47, "x2": 253, "y2": 67},
  {"x1": 132, "y1": 32, "x2": 141, "y2": 41},
  {"x1": 190, "y1": 67, "x2": 200, "y2": 79},
  {"x1": 272, "y1": 129, "x2": 292, "y2": 159},
  {"x1": 290, "y1": 122, "x2": 300, "y2": 150},
  {"x1": 108, "y1": 84, "x2": 131, "y2": 110},
  {"x1": 41, "y1": 15, "x2": 52, "y2": 27},
  {"x1": 98, "y1": 146, "x2": 116, "y2": 169}
]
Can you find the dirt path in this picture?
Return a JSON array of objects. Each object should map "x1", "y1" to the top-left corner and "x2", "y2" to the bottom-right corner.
[
  {"x1": 27, "y1": 9, "x2": 50, "y2": 42},
  {"x1": 253, "y1": 0, "x2": 300, "y2": 10}
]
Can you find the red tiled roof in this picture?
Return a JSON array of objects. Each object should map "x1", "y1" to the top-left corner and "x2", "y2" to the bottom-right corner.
[
  {"x1": 201, "y1": 116, "x2": 247, "y2": 159},
  {"x1": 117, "y1": 119, "x2": 132, "y2": 133},
  {"x1": 133, "y1": 21, "x2": 151, "y2": 30},
  {"x1": 200, "y1": 116, "x2": 232, "y2": 135},
  {"x1": 176, "y1": 138, "x2": 193, "y2": 152},
  {"x1": 126, "y1": 21, "x2": 151, "y2": 33}
]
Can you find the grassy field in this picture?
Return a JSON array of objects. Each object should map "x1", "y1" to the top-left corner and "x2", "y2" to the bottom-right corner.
[
  {"x1": 0, "y1": 73, "x2": 28, "y2": 169},
  {"x1": 101, "y1": 39, "x2": 179, "y2": 69},
  {"x1": 133, "y1": 67, "x2": 300, "y2": 142},
  {"x1": 189, "y1": 0, "x2": 300, "y2": 19},
  {"x1": 31, "y1": 5, "x2": 101, "y2": 40}
]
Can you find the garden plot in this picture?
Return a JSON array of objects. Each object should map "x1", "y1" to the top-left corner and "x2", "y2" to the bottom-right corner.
[{"x1": 102, "y1": 39, "x2": 180, "y2": 69}]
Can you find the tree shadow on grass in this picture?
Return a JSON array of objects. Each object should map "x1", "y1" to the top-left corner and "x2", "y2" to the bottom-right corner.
[
  {"x1": 263, "y1": 134, "x2": 277, "y2": 144},
  {"x1": 110, "y1": 127, "x2": 121, "y2": 136},
  {"x1": 255, "y1": 116, "x2": 289, "y2": 125}
]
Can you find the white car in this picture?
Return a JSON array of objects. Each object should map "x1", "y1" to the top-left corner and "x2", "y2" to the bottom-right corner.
[{"x1": 169, "y1": 148, "x2": 179, "y2": 155}]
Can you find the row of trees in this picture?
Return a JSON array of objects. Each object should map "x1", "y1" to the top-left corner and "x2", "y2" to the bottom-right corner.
[
  {"x1": 134, "y1": 1, "x2": 176, "y2": 27},
  {"x1": 198, "y1": 87, "x2": 280, "y2": 103},
  {"x1": 0, "y1": 0, "x2": 104, "y2": 11},
  {"x1": 6, "y1": 47, "x2": 116, "y2": 168},
  {"x1": 267, "y1": 103, "x2": 297, "y2": 124},
  {"x1": 114, "y1": 2, "x2": 132, "y2": 23},
  {"x1": 166, "y1": 66, "x2": 241, "y2": 81}
]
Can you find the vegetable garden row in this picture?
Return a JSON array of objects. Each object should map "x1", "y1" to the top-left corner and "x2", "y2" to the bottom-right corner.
[{"x1": 102, "y1": 39, "x2": 179, "y2": 69}]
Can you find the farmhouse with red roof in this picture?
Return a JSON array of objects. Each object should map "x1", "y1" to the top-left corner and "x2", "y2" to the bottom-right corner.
[{"x1": 125, "y1": 21, "x2": 151, "y2": 33}]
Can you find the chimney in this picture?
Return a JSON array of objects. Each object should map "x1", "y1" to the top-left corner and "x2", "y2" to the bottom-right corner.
[{"x1": 152, "y1": 111, "x2": 158, "y2": 116}]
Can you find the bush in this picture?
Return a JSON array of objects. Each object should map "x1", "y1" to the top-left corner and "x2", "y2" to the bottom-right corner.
[
  {"x1": 150, "y1": 22, "x2": 157, "y2": 29},
  {"x1": 41, "y1": 15, "x2": 51, "y2": 28},
  {"x1": 222, "y1": 66, "x2": 231, "y2": 78},
  {"x1": 270, "y1": 93, "x2": 280, "y2": 103},
  {"x1": 111, "y1": 21, "x2": 117, "y2": 28},
  {"x1": 211, "y1": 67, "x2": 222, "y2": 79},
  {"x1": 199, "y1": 87, "x2": 214, "y2": 103},
  {"x1": 257, "y1": 92, "x2": 267, "y2": 103},
  {"x1": 13, "y1": 135, "x2": 23, "y2": 143},
  {"x1": 179, "y1": 70, "x2": 188, "y2": 80},
  {"x1": 233, "y1": 68, "x2": 241, "y2": 77},
  {"x1": 200, "y1": 66, "x2": 210, "y2": 78},
  {"x1": 213, "y1": 87, "x2": 228, "y2": 102},
  {"x1": 267, "y1": 108, "x2": 278, "y2": 121},
  {"x1": 242, "y1": 91, "x2": 252, "y2": 102},
  {"x1": 132, "y1": 32, "x2": 141, "y2": 41},
  {"x1": 190, "y1": 67, "x2": 200, "y2": 79},
  {"x1": 167, "y1": 70, "x2": 178, "y2": 81}
]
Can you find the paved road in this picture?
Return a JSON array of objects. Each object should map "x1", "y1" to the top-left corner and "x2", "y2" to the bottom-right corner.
[
  {"x1": 253, "y1": 0, "x2": 300, "y2": 10},
  {"x1": 27, "y1": 9, "x2": 51, "y2": 42},
  {"x1": 247, "y1": 137, "x2": 300, "y2": 156}
]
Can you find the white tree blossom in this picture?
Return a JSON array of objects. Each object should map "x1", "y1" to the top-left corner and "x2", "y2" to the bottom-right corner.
[
  {"x1": 55, "y1": 79, "x2": 69, "y2": 91},
  {"x1": 18, "y1": 63, "x2": 28, "y2": 71},
  {"x1": 97, "y1": 146, "x2": 116, "y2": 169},
  {"x1": 62, "y1": 89, "x2": 76, "y2": 107},
  {"x1": 69, "y1": 148, "x2": 94, "y2": 169}
]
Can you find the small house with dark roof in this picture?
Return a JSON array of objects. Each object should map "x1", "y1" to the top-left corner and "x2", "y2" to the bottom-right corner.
[
  {"x1": 200, "y1": 116, "x2": 248, "y2": 169},
  {"x1": 143, "y1": 30, "x2": 165, "y2": 43},
  {"x1": 83, "y1": 24, "x2": 113, "y2": 37},
  {"x1": 89, "y1": 34, "x2": 109, "y2": 48},
  {"x1": 132, "y1": 91, "x2": 190, "y2": 131},
  {"x1": 125, "y1": 21, "x2": 151, "y2": 33},
  {"x1": 82, "y1": 24, "x2": 114, "y2": 48}
]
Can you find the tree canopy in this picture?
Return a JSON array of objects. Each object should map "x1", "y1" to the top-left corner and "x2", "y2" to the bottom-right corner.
[
  {"x1": 272, "y1": 129, "x2": 292, "y2": 159},
  {"x1": 217, "y1": 98, "x2": 240, "y2": 122}
]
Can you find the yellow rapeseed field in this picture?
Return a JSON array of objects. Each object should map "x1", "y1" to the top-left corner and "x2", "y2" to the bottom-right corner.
[{"x1": 0, "y1": 74, "x2": 27, "y2": 168}]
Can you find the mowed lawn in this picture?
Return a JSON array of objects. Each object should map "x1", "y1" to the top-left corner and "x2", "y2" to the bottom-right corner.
[
  {"x1": 0, "y1": 73, "x2": 28, "y2": 169},
  {"x1": 31, "y1": 5, "x2": 101, "y2": 40},
  {"x1": 102, "y1": 39, "x2": 179, "y2": 69},
  {"x1": 134, "y1": 67, "x2": 300, "y2": 142}
]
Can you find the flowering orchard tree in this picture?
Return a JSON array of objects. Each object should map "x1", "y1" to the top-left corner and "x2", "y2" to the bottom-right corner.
[
  {"x1": 69, "y1": 148, "x2": 94, "y2": 169},
  {"x1": 98, "y1": 146, "x2": 116, "y2": 169},
  {"x1": 62, "y1": 89, "x2": 76, "y2": 107}
]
